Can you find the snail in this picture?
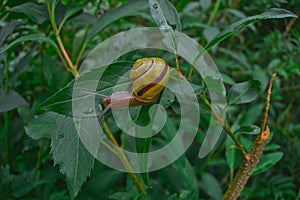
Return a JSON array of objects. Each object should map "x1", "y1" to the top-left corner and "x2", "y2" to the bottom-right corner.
[{"x1": 83, "y1": 57, "x2": 170, "y2": 116}]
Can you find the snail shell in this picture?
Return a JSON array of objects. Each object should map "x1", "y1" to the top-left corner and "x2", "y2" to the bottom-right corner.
[
  {"x1": 130, "y1": 57, "x2": 170, "y2": 103},
  {"x1": 83, "y1": 57, "x2": 170, "y2": 116}
]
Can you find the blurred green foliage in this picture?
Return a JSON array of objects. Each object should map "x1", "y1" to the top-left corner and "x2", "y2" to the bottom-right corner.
[{"x1": 0, "y1": 0, "x2": 299, "y2": 199}]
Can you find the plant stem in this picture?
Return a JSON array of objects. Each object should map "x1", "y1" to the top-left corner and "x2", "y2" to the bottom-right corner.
[
  {"x1": 4, "y1": 56, "x2": 9, "y2": 162},
  {"x1": 46, "y1": 0, "x2": 79, "y2": 78},
  {"x1": 201, "y1": 93, "x2": 248, "y2": 157},
  {"x1": 103, "y1": 122, "x2": 146, "y2": 195},
  {"x1": 33, "y1": 140, "x2": 46, "y2": 179},
  {"x1": 74, "y1": 28, "x2": 89, "y2": 68},
  {"x1": 174, "y1": 54, "x2": 184, "y2": 79},
  {"x1": 260, "y1": 74, "x2": 276, "y2": 134},
  {"x1": 55, "y1": 36, "x2": 79, "y2": 78},
  {"x1": 208, "y1": 0, "x2": 222, "y2": 25},
  {"x1": 222, "y1": 73, "x2": 276, "y2": 200},
  {"x1": 4, "y1": 112, "x2": 9, "y2": 162},
  {"x1": 4, "y1": 57, "x2": 8, "y2": 92}
]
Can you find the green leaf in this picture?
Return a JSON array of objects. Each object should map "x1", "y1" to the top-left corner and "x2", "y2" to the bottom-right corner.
[
  {"x1": 67, "y1": 12, "x2": 97, "y2": 25},
  {"x1": 38, "y1": 81, "x2": 75, "y2": 116},
  {"x1": 162, "y1": 120, "x2": 198, "y2": 194},
  {"x1": 181, "y1": 15, "x2": 210, "y2": 29},
  {"x1": 9, "y1": 2, "x2": 49, "y2": 24},
  {"x1": 218, "y1": 47, "x2": 250, "y2": 69},
  {"x1": 134, "y1": 105, "x2": 155, "y2": 186},
  {"x1": 59, "y1": 3, "x2": 86, "y2": 29},
  {"x1": 39, "y1": 61, "x2": 132, "y2": 116},
  {"x1": 51, "y1": 0, "x2": 60, "y2": 12},
  {"x1": 24, "y1": 112, "x2": 58, "y2": 140},
  {"x1": 0, "y1": 165, "x2": 11, "y2": 195},
  {"x1": 204, "y1": 8, "x2": 298, "y2": 52},
  {"x1": 252, "y1": 152, "x2": 283, "y2": 175},
  {"x1": 149, "y1": 0, "x2": 181, "y2": 55},
  {"x1": 109, "y1": 191, "x2": 139, "y2": 200},
  {"x1": 226, "y1": 135, "x2": 242, "y2": 172},
  {"x1": 42, "y1": 54, "x2": 66, "y2": 91},
  {"x1": 264, "y1": 144, "x2": 281, "y2": 151},
  {"x1": 199, "y1": 172, "x2": 222, "y2": 200},
  {"x1": 135, "y1": 138, "x2": 152, "y2": 186},
  {"x1": 0, "y1": 34, "x2": 58, "y2": 55},
  {"x1": 234, "y1": 125, "x2": 260, "y2": 135},
  {"x1": 194, "y1": 8, "x2": 298, "y2": 63},
  {"x1": 24, "y1": 111, "x2": 98, "y2": 198},
  {"x1": 64, "y1": 4, "x2": 85, "y2": 21},
  {"x1": 166, "y1": 190, "x2": 198, "y2": 200},
  {"x1": 0, "y1": 89, "x2": 29, "y2": 112},
  {"x1": 84, "y1": 168, "x2": 122, "y2": 199},
  {"x1": 205, "y1": 75, "x2": 226, "y2": 95},
  {"x1": 178, "y1": 190, "x2": 198, "y2": 200},
  {"x1": 221, "y1": 73, "x2": 236, "y2": 85},
  {"x1": 203, "y1": 26, "x2": 220, "y2": 43},
  {"x1": 50, "y1": 114, "x2": 94, "y2": 198},
  {"x1": 10, "y1": 49, "x2": 35, "y2": 85},
  {"x1": 0, "y1": 21, "x2": 24, "y2": 47},
  {"x1": 227, "y1": 79, "x2": 261, "y2": 105},
  {"x1": 149, "y1": 0, "x2": 181, "y2": 31},
  {"x1": 86, "y1": 0, "x2": 149, "y2": 43},
  {"x1": 238, "y1": 103, "x2": 264, "y2": 125},
  {"x1": 10, "y1": 170, "x2": 36, "y2": 198}
]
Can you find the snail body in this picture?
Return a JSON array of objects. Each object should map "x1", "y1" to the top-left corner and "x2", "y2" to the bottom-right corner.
[{"x1": 84, "y1": 57, "x2": 170, "y2": 116}]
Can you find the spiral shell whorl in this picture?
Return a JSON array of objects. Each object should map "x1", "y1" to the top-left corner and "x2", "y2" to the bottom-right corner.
[{"x1": 130, "y1": 58, "x2": 169, "y2": 103}]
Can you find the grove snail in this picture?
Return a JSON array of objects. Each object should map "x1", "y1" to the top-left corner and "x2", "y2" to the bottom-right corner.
[{"x1": 84, "y1": 57, "x2": 170, "y2": 116}]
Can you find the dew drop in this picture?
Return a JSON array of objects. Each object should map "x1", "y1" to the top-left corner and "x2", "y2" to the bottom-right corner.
[{"x1": 153, "y1": 3, "x2": 158, "y2": 9}]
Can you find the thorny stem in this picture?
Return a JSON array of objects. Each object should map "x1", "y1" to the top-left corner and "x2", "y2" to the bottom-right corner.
[
  {"x1": 260, "y1": 73, "x2": 276, "y2": 134},
  {"x1": 222, "y1": 73, "x2": 277, "y2": 200},
  {"x1": 201, "y1": 93, "x2": 248, "y2": 158},
  {"x1": 103, "y1": 122, "x2": 147, "y2": 195}
]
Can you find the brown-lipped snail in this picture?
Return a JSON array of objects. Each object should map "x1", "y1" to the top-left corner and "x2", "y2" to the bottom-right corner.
[{"x1": 83, "y1": 57, "x2": 170, "y2": 116}]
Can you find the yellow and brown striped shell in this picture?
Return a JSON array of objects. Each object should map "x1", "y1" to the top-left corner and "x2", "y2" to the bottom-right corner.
[{"x1": 130, "y1": 57, "x2": 170, "y2": 103}]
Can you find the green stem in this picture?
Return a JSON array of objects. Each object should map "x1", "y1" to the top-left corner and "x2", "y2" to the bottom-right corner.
[
  {"x1": 4, "y1": 56, "x2": 8, "y2": 92},
  {"x1": 46, "y1": 0, "x2": 79, "y2": 78},
  {"x1": 46, "y1": 0, "x2": 58, "y2": 33},
  {"x1": 103, "y1": 122, "x2": 146, "y2": 195},
  {"x1": 33, "y1": 140, "x2": 46, "y2": 179},
  {"x1": 4, "y1": 56, "x2": 9, "y2": 162},
  {"x1": 208, "y1": 0, "x2": 222, "y2": 25},
  {"x1": 75, "y1": 39, "x2": 87, "y2": 68},
  {"x1": 201, "y1": 93, "x2": 248, "y2": 158},
  {"x1": 4, "y1": 112, "x2": 9, "y2": 162}
]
